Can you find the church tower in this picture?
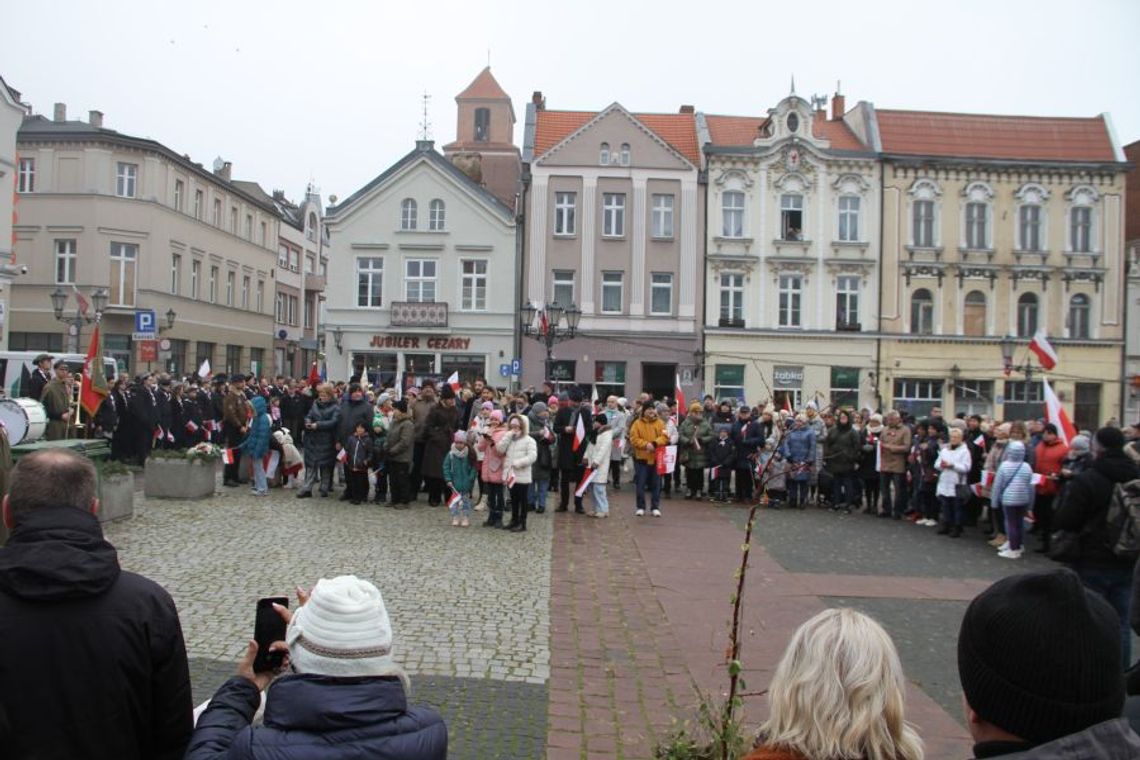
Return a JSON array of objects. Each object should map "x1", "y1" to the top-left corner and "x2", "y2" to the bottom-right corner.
[{"x1": 443, "y1": 67, "x2": 521, "y2": 208}]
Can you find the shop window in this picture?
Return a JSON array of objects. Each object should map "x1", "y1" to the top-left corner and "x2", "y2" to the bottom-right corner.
[{"x1": 714, "y1": 364, "x2": 745, "y2": 403}]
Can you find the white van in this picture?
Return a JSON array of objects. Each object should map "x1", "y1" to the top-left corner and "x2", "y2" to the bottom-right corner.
[{"x1": 0, "y1": 351, "x2": 118, "y2": 398}]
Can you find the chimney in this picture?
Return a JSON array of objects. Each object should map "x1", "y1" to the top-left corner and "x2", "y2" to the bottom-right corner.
[
  {"x1": 53, "y1": 102, "x2": 66, "y2": 122},
  {"x1": 531, "y1": 90, "x2": 545, "y2": 110},
  {"x1": 216, "y1": 161, "x2": 232, "y2": 181},
  {"x1": 832, "y1": 89, "x2": 846, "y2": 121},
  {"x1": 272, "y1": 189, "x2": 285, "y2": 201},
  {"x1": 415, "y1": 139, "x2": 434, "y2": 153},
  {"x1": 88, "y1": 110, "x2": 103, "y2": 128},
  {"x1": 679, "y1": 105, "x2": 694, "y2": 114}
]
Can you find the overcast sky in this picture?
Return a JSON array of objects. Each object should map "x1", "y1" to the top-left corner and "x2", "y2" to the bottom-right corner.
[{"x1": 4, "y1": 0, "x2": 1138, "y2": 205}]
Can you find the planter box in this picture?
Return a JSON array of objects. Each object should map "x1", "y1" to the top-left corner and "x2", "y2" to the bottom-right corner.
[
  {"x1": 144, "y1": 457, "x2": 218, "y2": 499},
  {"x1": 98, "y1": 473, "x2": 135, "y2": 523}
]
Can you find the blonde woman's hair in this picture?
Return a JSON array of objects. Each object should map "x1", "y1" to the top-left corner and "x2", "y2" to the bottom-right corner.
[{"x1": 759, "y1": 608, "x2": 924, "y2": 760}]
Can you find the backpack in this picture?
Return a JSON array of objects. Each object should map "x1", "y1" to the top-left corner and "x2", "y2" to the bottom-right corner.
[{"x1": 1106, "y1": 478, "x2": 1140, "y2": 560}]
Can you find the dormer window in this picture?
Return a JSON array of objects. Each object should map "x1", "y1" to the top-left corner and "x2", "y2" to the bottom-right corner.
[
  {"x1": 619, "y1": 143, "x2": 631, "y2": 166},
  {"x1": 786, "y1": 112, "x2": 800, "y2": 133},
  {"x1": 599, "y1": 142, "x2": 610, "y2": 165},
  {"x1": 474, "y1": 107, "x2": 490, "y2": 142}
]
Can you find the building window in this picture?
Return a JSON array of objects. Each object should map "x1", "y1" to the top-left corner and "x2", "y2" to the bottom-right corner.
[
  {"x1": 601, "y1": 271, "x2": 623, "y2": 314},
  {"x1": 719, "y1": 273, "x2": 744, "y2": 326},
  {"x1": 191, "y1": 260, "x2": 201, "y2": 299},
  {"x1": 276, "y1": 293, "x2": 286, "y2": 323},
  {"x1": 1019, "y1": 205, "x2": 1043, "y2": 251},
  {"x1": 722, "y1": 191, "x2": 744, "y2": 237},
  {"x1": 836, "y1": 275, "x2": 859, "y2": 329},
  {"x1": 714, "y1": 364, "x2": 746, "y2": 403},
  {"x1": 260, "y1": 221, "x2": 267, "y2": 246},
  {"x1": 1070, "y1": 206, "x2": 1092, "y2": 253},
  {"x1": 196, "y1": 341, "x2": 215, "y2": 373},
  {"x1": 460, "y1": 259, "x2": 487, "y2": 311},
  {"x1": 910, "y1": 288, "x2": 934, "y2": 335},
  {"x1": 1016, "y1": 292, "x2": 1038, "y2": 338},
  {"x1": 1074, "y1": 383, "x2": 1100, "y2": 431},
  {"x1": 213, "y1": 198, "x2": 222, "y2": 226},
  {"x1": 209, "y1": 266, "x2": 218, "y2": 304},
  {"x1": 109, "y1": 242, "x2": 138, "y2": 306},
  {"x1": 602, "y1": 193, "x2": 625, "y2": 237},
  {"x1": 404, "y1": 259, "x2": 437, "y2": 302},
  {"x1": 250, "y1": 347, "x2": 264, "y2": 376},
  {"x1": 194, "y1": 189, "x2": 204, "y2": 219},
  {"x1": 830, "y1": 367, "x2": 860, "y2": 410},
  {"x1": 278, "y1": 245, "x2": 290, "y2": 268},
  {"x1": 305, "y1": 255, "x2": 315, "y2": 274},
  {"x1": 554, "y1": 192, "x2": 576, "y2": 235},
  {"x1": 1003, "y1": 380, "x2": 1043, "y2": 421},
  {"x1": 837, "y1": 196, "x2": 860, "y2": 242},
  {"x1": 599, "y1": 142, "x2": 610, "y2": 165},
  {"x1": 287, "y1": 294, "x2": 298, "y2": 326},
  {"x1": 893, "y1": 379, "x2": 944, "y2": 418},
  {"x1": 965, "y1": 201, "x2": 988, "y2": 249},
  {"x1": 226, "y1": 345, "x2": 242, "y2": 376},
  {"x1": 650, "y1": 273, "x2": 673, "y2": 315},
  {"x1": 54, "y1": 239, "x2": 76, "y2": 285},
  {"x1": 777, "y1": 274, "x2": 802, "y2": 327},
  {"x1": 619, "y1": 143, "x2": 631, "y2": 166},
  {"x1": 963, "y1": 290, "x2": 986, "y2": 337},
  {"x1": 244, "y1": 214, "x2": 253, "y2": 240},
  {"x1": 429, "y1": 199, "x2": 445, "y2": 231},
  {"x1": 781, "y1": 194, "x2": 804, "y2": 240},
  {"x1": 595, "y1": 361, "x2": 627, "y2": 399},
  {"x1": 173, "y1": 179, "x2": 184, "y2": 211},
  {"x1": 955, "y1": 380, "x2": 995, "y2": 417},
  {"x1": 400, "y1": 198, "x2": 417, "y2": 230},
  {"x1": 167, "y1": 339, "x2": 188, "y2": 375},
  {"x1": 256, "y1": 280, "x2": 265, "y2": 312},
  {"x1": 170, "y1": 253, "x2": 181, "y2": 295},
  {"x1": 1068, "y1": 294, "x2": 1090, "y2": 339},
  {"x1": 356, "y1": 257, "x2": 383, "y2": 307},
  {"x1": 115, "y1": 162, "x2": 137, "y2": 197},
  {"x1": 913, "y1": 200, "x2": 935, "y2": 247},
  {"x1": 230, "y1": 206, "x2": 238, "y2": 233},
  {"x1": 552, "y1": 270, "x2": 574, "y2": 307},
  {"x1": 304, "y1": 295, "x2": 314, "y2": 329},
  {"x1": 651, "y1": 194, "x2": 674, "y2": 238},
  {"x1": 17, "y1": 157, "x2": 34, "y2": 192},
  {"x1": 474, "y1": 107, "x2": 490, "y2": 142},
  {"x1": 226, "y1": 270, "x2": 235, "y2": 306},
  {"x1": 242, "y1": 275, "x2": 250, "y2": 309}
]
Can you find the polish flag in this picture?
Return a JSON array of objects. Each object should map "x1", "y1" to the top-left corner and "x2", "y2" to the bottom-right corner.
[
  {"x1": 1043, "y1": 377, "x2": 1077, "y2": 445},
  {"x1": 783, "y1": 395, "x2": 792, "y2": 414},
  {"x1": 448, "y1": 490, "x2": 463, "y2": 511},
  {"x1": 1029, "y1": 329, "x2": 1059, "y2": 371},
  {"x1": 446, "y1": 371, "x2": 461, "y2": 393},
  {"x1": 590, "y1": 384, "x2": 599, "y2": 412},
  {"x1": 575, "y1": 466, "x2": 596, "y2": 497},
  {"x1": 222, "y1": 448, "x2": 237, "y2": 465},
  {"x1": 971, "y1": 483, "x2": 986, "y2": 498},
  {"x1": 153, "y1": 426, "x2": 163, "y2": 441},
  {"x1": 708, "y1": 465, "x2": 721, "y2": 480},
  {"x1": 505, "y1": 469, "x2": 517, "y2": 488},
  {"x1": 337, "y1": 447, "x2": 348, "y2": 463},
  {"x1": 973, "y1": 434, "x2": 986, "y2": 449},
  {"x1": 538, "y1": 310, "x2": 549, "y2": 337},
  {"x1": 674, "y1": 374, "x2": 685, "y2": 412},
  {"x1": 307, "y1": 362, "x2": 320, "y2": 387},
  {"x1": 72, "y1": 285, "x2": 90, "y2": 317},
  {"x1": 572, "y1": 412, "x2": 586, "y2": 452},
  {"x1": 982, "y1": 470, "x2": 995, "y2": 487}
]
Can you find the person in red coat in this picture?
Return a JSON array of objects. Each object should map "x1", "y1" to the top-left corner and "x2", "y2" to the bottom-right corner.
[{"x1": 1033, "y1": 423, "x2": 1070, "y2": 554}]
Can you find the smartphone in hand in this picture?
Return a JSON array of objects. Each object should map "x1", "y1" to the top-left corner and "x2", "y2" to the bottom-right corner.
[{"x1": 253, "y1": 596, "x2": 289, "y2": 673}]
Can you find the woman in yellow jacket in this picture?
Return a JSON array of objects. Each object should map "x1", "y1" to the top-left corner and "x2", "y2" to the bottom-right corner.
[{"x1": 629, "y1": 405, "x2": 669, "y2": 517}]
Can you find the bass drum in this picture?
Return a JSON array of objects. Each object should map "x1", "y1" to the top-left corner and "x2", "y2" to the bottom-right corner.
[{"x1": 0, "y1": 397, "x2": 48, "y2": 445}]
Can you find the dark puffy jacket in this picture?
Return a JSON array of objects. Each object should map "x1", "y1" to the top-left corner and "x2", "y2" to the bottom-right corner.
[
  {"x1": 302, "y1": 399, "x2": 340, "y2": 466},
  {"x1": 554, "y1": 404, "x2": 585, "y2": 469},
  {"x1": 239, "y1": 396, "x2": 271, "y2": 459},
  {"x1": 0, "y1": 506, "x2": 192, "y2": 759},
  {"x1": 422, "y1": 402, "x2": 460, "y2": 479},
  {"x1": 731, "y1": 419, "x2": 764, "y2": 468},
  {"x1": 1054, "y1": 450, "x2": 1139, "y2": 569},
  {"x1": 186, "y1": 674, "x2": 446, "y2": 760},
  {"x1": 708, "y1": 437, "x2": 736, "y2": 470},
  {"x1": 336, "y1": 396, "x2": 373, "y2": 448},
  {"x1": 823, "y1": 423, "x2": 862, "y2": 475},
  {"x1": 385, "y1": 411, "x2": 415, "y2": 464}
]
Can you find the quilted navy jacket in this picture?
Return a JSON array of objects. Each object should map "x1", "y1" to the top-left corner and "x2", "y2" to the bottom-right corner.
[{"x1": 186, "y1": 673, "x2": 447, "y2": 759}]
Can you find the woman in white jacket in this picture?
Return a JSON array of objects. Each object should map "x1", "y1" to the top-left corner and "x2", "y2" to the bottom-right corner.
[
  {"x1": 935, "y1": 427, "x2": 973, "y2": 538},
  {"x1": 498, "y1": 413, "x2": 538, "y2": 533},
  {"x1": 587, "y1": 412, "x2": 615, "y2": 517}
]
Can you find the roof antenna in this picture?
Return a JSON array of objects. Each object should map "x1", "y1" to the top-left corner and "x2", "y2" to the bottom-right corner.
[
  {"x1": 836, "y1": 79, "x2": 842, "y2": 95},
  {"x1": 487, "y1": 48, "x2": 491, "y2": 68},
  {"x1": 790, "y1": 75, "x2": 796, "y2": 95},
  {"x1": 419, "y1": 91, "x2": 432, "y2": 141}
]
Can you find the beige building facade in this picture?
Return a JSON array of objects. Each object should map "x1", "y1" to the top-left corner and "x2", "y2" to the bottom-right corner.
[
  {"x1": 12, "y1": 104, "x2": 277, "y2": 375},
  {"x1": 0, "y1": 77, "x2": 29, "y2": 349}
]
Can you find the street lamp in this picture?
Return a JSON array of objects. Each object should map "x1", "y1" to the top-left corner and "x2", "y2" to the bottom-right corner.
[
  {"x1": 164, "y1": 308, "x2": 177, "y2": 331},
  {"x1": 519, "y1": 301, "x2": 582, "y2": 384},
  {"x1": 49, "y1": 287, "x2": 108, "y2": 353},
  {"x1": 332, "y1": 325, "x2": 344, "y2": 354},
  {"x1": 1000, "y1": 334, "x2": 1035, "y2": 379}
]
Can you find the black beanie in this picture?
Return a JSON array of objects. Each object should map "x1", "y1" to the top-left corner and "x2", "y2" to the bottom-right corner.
[
  {"x1": 393, "y1": 399, "x2": 408, "y2": 413},
  {"x1": 957, "y1": 569, "x2": 1123, "y2": 743},
  {"x1": 439, "y1": 383, "x2": 456, "y2": 400},
  {"x1": 1095, "y1": 426, "x2": 1125, "y2": 451}
]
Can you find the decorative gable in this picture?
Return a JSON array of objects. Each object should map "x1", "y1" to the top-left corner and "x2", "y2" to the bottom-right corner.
[{"x1": 536, "y1": 104, "x2": 695, "y2": 170}]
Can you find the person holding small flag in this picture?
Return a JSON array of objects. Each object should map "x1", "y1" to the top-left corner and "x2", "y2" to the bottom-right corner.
[
  {"x1": 477, "y1": 410, "x2": 509, "y2": 527},
  {"x1": 443, "y1": 431, "x2": 477, "y2": 527},
  {"x1": 342, "y1": 420, "x2": 373, "y2": 504},
  {"x1": 584, "y1": 412, "x2": 614, "y2": 517},
  {"x1": 222, "y1": 374, "x2": 252, "y2": 487},
  {"x1": 526, "y1": 401, "x2": 555, "y2": 514},
  {"x1": 678, "y1": 402, "x2": 713, "y2": 499},
  {"x1": 296, "y1": 383, "x2": 341, "y2": 499},
  {"x1": 497, "y1": 414, "x2": 537, "y2": 532},
  {"x1": 1032, "y1": 422, "x2": 1070, "y2": 554},
  {"x1": 629, "y1": 403, "x2": 668, "y2": 517},
  {"x1": 707, "y1": 424, "x2": 735, "y2": 503},
  {"x1": 554, "y1": 390, "x2": 587, "y2": 513},
  {"x1": 238, "y1": 395, "x2": 272, "y2": 496},
  {"x1": 128, "y1": 373, "x2": 160, "y2": 465}
]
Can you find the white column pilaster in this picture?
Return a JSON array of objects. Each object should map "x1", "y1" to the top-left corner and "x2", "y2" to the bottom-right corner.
[
  {"x1": 528, "y1": 178, "x2": 548, "y2": 307},
  {"x1": 580, "y1": 179, "x2": 597, "y2": 313},
  {"x1": 680, "y1": 180, "x2": 697, "y2": 318},
  {"x1": 630, "y1": 178, "x2": 647, "y2": 315}
]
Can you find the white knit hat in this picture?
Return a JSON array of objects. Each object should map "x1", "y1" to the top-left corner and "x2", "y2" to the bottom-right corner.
[{"x1": 286, "y1": 575, "x2": 396, "y2": 677}]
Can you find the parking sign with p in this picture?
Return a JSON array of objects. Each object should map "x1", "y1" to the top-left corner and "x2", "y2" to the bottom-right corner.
[{"x1": 134, "y1": 309, "x2": 156, "y2": 336}]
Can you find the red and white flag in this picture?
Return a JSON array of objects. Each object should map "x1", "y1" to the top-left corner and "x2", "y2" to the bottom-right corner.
[
  {"x1": 674, "y1": 373, "x2": 685, "y2": 412},
  {"x1": 572, "y1": 413, "x2": 586, "y2": 452},
  {"x1": 153, "y1": 426, "x2": 164, "y2": 441},
  {"x1": 982, "y1": 470, "x2": 995, "y2": 487},
  {"x1": 1043, "y1": 377, "x2": 1077, "y2": 445},
  {"x1": 971, "y1": 483, "x2": 986, "y2": 498},
  {"x1": 783, "y1": 395, "x2": 792, "y2": 414},
  {"x1": 445, "y1": 371, "x2": 461, "y2": 393},
  {"x1": 72, "y1": 285, "x2": 90, "y2": 317},
  {"x1": 538, "y1": 310, "x2": 549, "y2": 337},
  {"x1": 505, "y1": 469, "x2": 517, "y2": 488},
  {"x1": 222, "y1": 448, "x2": 237, "y2": 465},
  {"x1": 185, "y1": 420, "x2": 199, "y2": 434},
  {"x1": 591, "y1": 384, "x2": 599, "y2": 412},
  {"x1": 708, "y1": 465, "x2": 722, "y2": 480},
  {"x1": 337, "y1": 447, "x2": 348, "y2": 463},
  {"x1": 448, "y1": 490, "x2": 463, "y2": 511},
  {"x1": 1029, "y1": 329, "x2": 1059, "y2": 371},
  {"x1": 973, "y1": 434, "x2": 986, "y2": 449},
  {"x1": 575, "y1": 467, "x2": 596, "y2": 497}
]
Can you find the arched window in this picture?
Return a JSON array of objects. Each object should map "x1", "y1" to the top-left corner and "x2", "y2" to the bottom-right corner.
[
  {"x1": 429, "y1": 199, "x2": 445, "y2": 231},
  {"x1": 1016, "y1": 292, "x2": 1038, "y2": 337},
  {"x1": 619, "y1": 143, "x2": 631, "y2": 166},
  {"x1": 963, "y1": 290, "x2": 986, "y2": 337},
  {"x1": 910, "y1": 288, "x2": 934, "y2": 335},
  {"x1": 599, "y1": 142, "x2": 610, "y2": 165},
  {"x1": 400, "y1": 198, "x2": 417, "y2": 230},
  {"x1": 1068, "y1": 294, "x2": 1091, "y2": 339}
]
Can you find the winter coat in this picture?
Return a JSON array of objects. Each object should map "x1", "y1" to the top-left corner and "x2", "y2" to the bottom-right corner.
[
  {"x1": 967, "y1": 718, "x2": 1140, "y2": 759},
  {"x1": 629, "y1": 416, "x2": 668, "y2": 465},
  {"x1": 185, "y1": 673, "x2": 447, "y2": 760},
  {"x1": 272, "y1": 429, "x2": 304, "y2": 477},
  {"x1": 1034, "y1": 438, "x2": 1070, "y2": 497},
  {"x1": 385, "y1": 411, "x2": 414, "y2": 465},
  {"x1": 678, "y1": 415, "x2": 714, "y2": 469},
  {"x1": 345, "y1": 434, "x2": 372, "y2": 471},
  {"x1": 41, "y1": 377, "x2": 71, "y2": 440},
  {"x1": 238, "y1": 396, "x2": 271, "y2": 459},
  {"x1": 0, "y1": 506, "x2": 192, "y2": 759},
  {"x1": 498, "y1": 416, "x2": 538, "y2": 484},
  {"x1": 935, "y1": 441, "x2": 972, "y2": 498},
  {"x1": 587, "y1": 427, "x2": 614, "y2": 470},
  {"x1": 302, "y1": 399, "x2": 341, "y2": 466},
  {"x1": 759, "y1": 451, "x2": 788, "y2": 491},
  {"x1": 708, "y1": 437, "x2": 737, "y2": 471},
  {"x1": 527, "y1": 412, "x2": 555, "y2": 482},
  {"x1": 1054, "y1": 449, "x2": 1140, "y2": 569},
  {"x1": 878, "y1": 423, "x2": 912, "y2": 473},
  {"x1": 411, "y1": 398, "x2": 435, "y2": 441},
  {"x1": 554, "y1": 404, "x2": 586, "y2": 469},
  {"x1": 478, "y1": 427, "x2": 509, "y2": 484},
  {"x1": 223, "y1": 388, "x2": 250, "y2": 430},
  {"x1": 336, "y1": 396, "x2": 373, "y2": 448},
  {"x1": 605, "y1": 408, "x2": 628, "y2": 461},
  {"x1": 859, "y1": 425, "x2": 883, "y2": 480},
  {"x1": 823, "y1": 422, "x2": 862, "y2": 475},
  {"x1": 730, "y1": 418, "x2": 765, "y2": 469},
  {"x1": 781, "y1": 426, "x2": 816, "y2": 481},
  {"x1": 443, "y1": 446, "x2": 478, "y2": 493},
  {"x1": 991, "y1": 442, "x2": 1036, "y2": 509},
  {"x1": 422, "y1": 402, "x2": 460, "y2": 480}
]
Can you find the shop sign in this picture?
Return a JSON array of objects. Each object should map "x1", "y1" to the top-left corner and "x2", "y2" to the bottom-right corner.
[
  {"x1": 368, "y1": 335, "x2": 471, "y2": 350},
  {"x1": 138, "y1": 340, "x2": 158, "y2": 362},
  {"x1": 773, "y1": 365, "x2": 804, "y2": 388},
  {"x1": 549, "y1": 360, "x2": 575, "y2": 381}
]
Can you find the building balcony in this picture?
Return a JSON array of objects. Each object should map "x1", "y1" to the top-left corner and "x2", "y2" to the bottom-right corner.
[
  {"x1": 304, "y1": 272, "x2": 326, "y2": 292},
  {"x1": 718, "y1": 317, "x2": 745, "y2": 328},
  {"x1": 390, "y1": 301, "x2": 448, "y2": 328}
]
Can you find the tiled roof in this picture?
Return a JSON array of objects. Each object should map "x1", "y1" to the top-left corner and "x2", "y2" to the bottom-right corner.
[
  {"x1": 456, "y1": 67, "x2": 510, "y2": 101},
  {"x1": 533, "y1": 109, "x2": 700, "y2": 165},
  {"x1": 876, "y1": 109, "x2": 1116, "y2": 162},
  {"x1": 705, "y1": 114, "x2": 868, "y2": 152},
  {"x1": 814, "y1": 119, "x2": 866, "y2": 151}
]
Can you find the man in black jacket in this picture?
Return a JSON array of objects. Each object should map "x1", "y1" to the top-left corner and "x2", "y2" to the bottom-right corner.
[
  {"x1": 0, "y1": 449, "x2": 192, "y2": 758},
  {"x1": 1054, "y1": 425, "x2": 1140, "y2": 669}
]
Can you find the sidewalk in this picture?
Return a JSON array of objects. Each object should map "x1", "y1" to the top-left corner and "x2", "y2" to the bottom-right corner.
[{"x1": 546, "y1": 491, "x2": 973, "y2": 760}]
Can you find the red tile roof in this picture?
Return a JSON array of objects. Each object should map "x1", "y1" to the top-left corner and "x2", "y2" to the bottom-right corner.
[
  {"x1": 456, "y1": 67, "x2": 510, "y2": 101},
  {"x1": 876, "y1": 109, "x2": 1115, "y2": 162},
  {"x1": 705, "y1": 114, "x2": 869, "y2": 152},
  {"x1": 533, "y1": 108, "x2": 700, "y2": 165},
  {"x1": 814, "y1": 119, "x2": 867, "y2": 151}
]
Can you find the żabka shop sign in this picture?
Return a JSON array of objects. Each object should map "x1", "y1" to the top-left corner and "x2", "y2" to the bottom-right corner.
[{"x1": 368, "y1": 335, "x2": 472, "y2": 350}]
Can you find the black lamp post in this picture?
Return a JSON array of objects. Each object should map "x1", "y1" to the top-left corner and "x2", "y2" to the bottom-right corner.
[
  {"x1": 519, "y1": 301, "x2": 581, "y2": 383},
  {"x1": 50, "y1": 286, "x2": 109, "y2": 353},
  {"x1": 1000, "y1": 334, "x2": 1035, "y2": 380}
]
